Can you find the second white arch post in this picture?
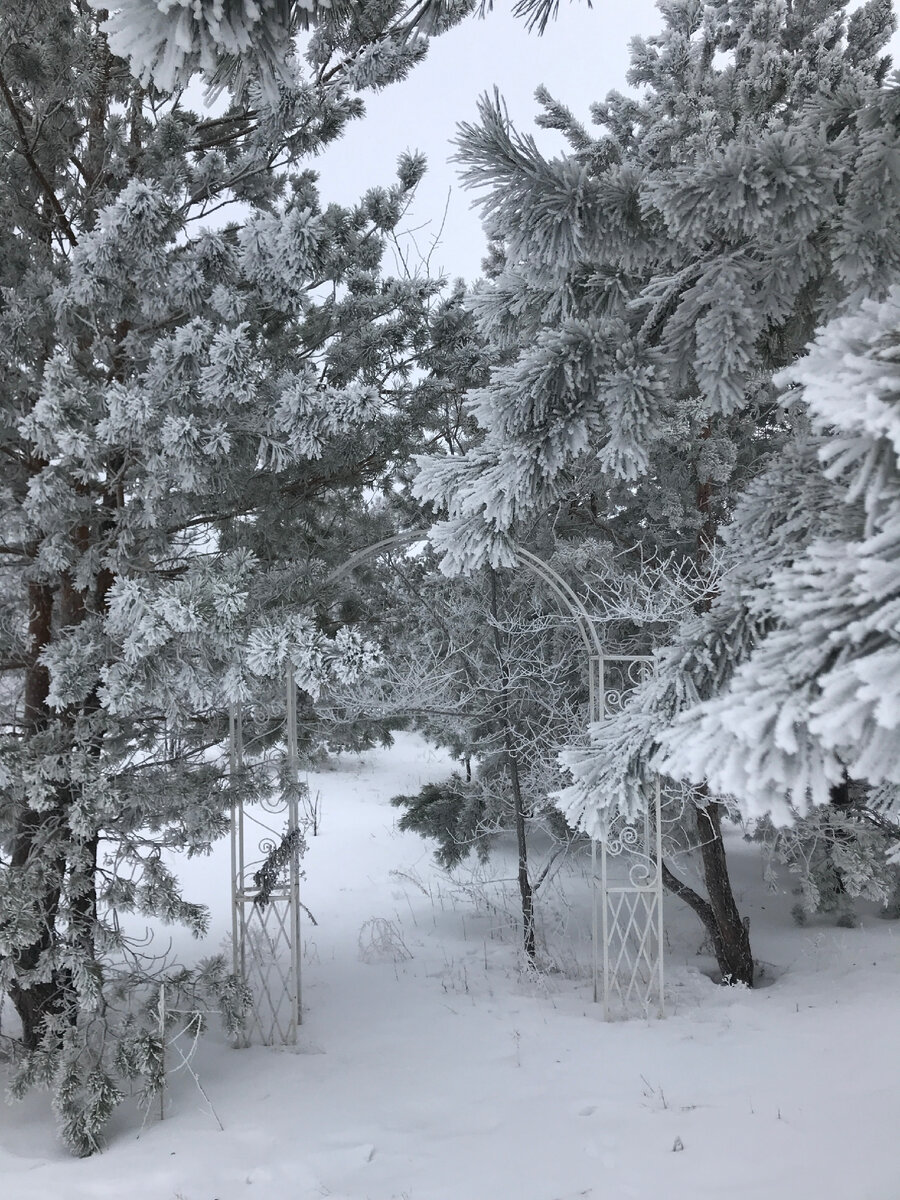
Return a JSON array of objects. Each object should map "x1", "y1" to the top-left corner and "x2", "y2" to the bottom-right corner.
[{"x1": 591, "y1": 654, "x2": 665, "y2": 1019}]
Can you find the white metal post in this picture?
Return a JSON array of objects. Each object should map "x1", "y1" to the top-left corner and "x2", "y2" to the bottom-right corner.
[
  {"x1": 590, "y1": 652, "x2": 601, "y2": 1005},
  {"x1": 285, "y1": 660, "x2": 301, "y2": 1039},
  {"x1": 591, "y1": 838, "x2": 598, "y2": 1004},
  {"x1": 601, "y1": 834, "x2": 610, "y2": 1019},
  {"x1": 228, "y1": 702, "x2": 250, "y2": 1048},
  {"x1": 655, "y1": 775, "x2": 665, "y2": 1018},
  {"x1": 591, "y1": 655, "x2": 665, "y2": 1020}
]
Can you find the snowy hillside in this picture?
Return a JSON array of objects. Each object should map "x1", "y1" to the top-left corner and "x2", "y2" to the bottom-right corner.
[{"x1": 2, "y1": 732, "x2": 898, "y2": 1200}]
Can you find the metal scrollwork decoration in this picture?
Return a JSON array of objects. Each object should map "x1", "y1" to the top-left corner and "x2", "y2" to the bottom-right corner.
[
  {"x1": 258, "y1": 791, "x2": 287, "y2": 816},
  {"x1": 592, "y1": 654, "x2": 665, "y2": 1021},
  {"x1": 604, "y1": 822, "x2": 640, "y2": 857},
  {"x1": 626, "y1": 852, "x2": 659, "y2": 889}
]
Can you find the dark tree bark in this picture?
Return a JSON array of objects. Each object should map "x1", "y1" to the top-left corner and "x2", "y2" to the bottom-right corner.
[
  {"x1": 506, "y1": 730, "x2": 536, "y2": 964},
  {"x1": 8, "y1": 582, "x2": 73, "y2": 1049},
  {"x1": 693, "y1": 801, "x2": 754, "y2": 985},
  {"x1": 1, "y1": 16, "x2": 120, "y2": 1054},
  {"x1": 660, "y1": 801, "x2": 754, "y2": 987},
  {"x1": 489, "y1": 569, "x2": 536, "y2": 964},
  {"x1": 672, "y1": 459, "x2": 754, "y2": 986}
]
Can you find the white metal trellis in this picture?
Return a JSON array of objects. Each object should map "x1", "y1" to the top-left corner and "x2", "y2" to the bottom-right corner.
[
  {"x1": 590, "y1": 654, "x2": 665, "y2": 1019},
  {"x1": 229, "y1": 662, "x2": 302, "y2": 1046},
  {"x1": 227, "y1": 535, "x2": 664, "y2": 1037}
]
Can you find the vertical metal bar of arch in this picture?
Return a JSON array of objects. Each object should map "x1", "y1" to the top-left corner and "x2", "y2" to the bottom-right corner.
[
  {"x1": 591, "y1": 839, "x2": 598, "y2": 1004},
  {"x1": 229, "y1": 702, "x2": 249, "y2": 1047},
  {"x1": 285, "y1": 660, "x2": 302, "y2": 1039},
  {"x1": 656, "y1": 775, "x2": 665, "y2": 1018},
  {"x1": 601, "y1": 832, "x2": 610, "y2": 1020},
  {"x1": 600, "y1": 648, "x2": 609, "y2": 1017},
  {"x1": 596, "y1": 652, "x2": 606, "y2": 1013},
  {"x1": 229, "y1": 704, "x2": 238, "y2": 986}
]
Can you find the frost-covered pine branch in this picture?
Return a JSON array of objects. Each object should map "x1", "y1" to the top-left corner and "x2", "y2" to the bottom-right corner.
[{"x1": 661, "y1": 289, "x2": 900, "y2": 819}]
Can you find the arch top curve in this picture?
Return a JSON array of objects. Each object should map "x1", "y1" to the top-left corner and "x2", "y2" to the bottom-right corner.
[
  {"x1": 325, "y1": 530, "x2": 603, "y2": 663},
  {"x1": 325, "y1": 530, "x2": 427, "y2": 587}
]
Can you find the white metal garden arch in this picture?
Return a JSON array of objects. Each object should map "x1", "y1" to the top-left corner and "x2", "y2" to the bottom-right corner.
[{"x1": 228, "y1": 533, "x2": 664, "y2": 1044}]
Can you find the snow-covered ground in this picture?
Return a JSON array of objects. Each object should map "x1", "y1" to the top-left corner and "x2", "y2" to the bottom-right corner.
[{"x1": 2, "y1": 731, "x2": 899, "y2": 1200}]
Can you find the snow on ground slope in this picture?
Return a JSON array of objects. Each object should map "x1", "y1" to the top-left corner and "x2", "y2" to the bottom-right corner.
[{"x1": 2, "y1": 731, "x2": 899, "y2": 1200}]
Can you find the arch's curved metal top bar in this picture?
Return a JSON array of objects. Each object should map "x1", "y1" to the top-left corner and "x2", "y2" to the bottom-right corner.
[
  {"x1": 514, "y1": 546, "x2": 604, "y2": 661},
  {"x1": 325, "y1": 531, "x2": 603, "y2": 661},
  {"x1": 325, "y1": 529, "x2": 426, "y2": 587}
]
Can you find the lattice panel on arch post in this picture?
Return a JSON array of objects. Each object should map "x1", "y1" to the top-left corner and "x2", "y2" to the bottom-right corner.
[
  {"x1": 591, "y1": 654, "x2": 665, "y2": 1020},
  {"x1": 602, "y1": 874, "x2": 663, "y2": 1019},
  {"x1": 236, "y1": 890, "x2": 300, "y2": 1045},
  {"x1": 229, "y1": 663, "x2": 303, "y2": 1047}
]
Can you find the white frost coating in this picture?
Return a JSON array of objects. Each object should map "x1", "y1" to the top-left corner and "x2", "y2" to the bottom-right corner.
[
  {"x1": 661, "y1": 289, "x2": 900, "y2": 820},
  {"x1": 244, "y1": 613, "x2": 379, "y2": 691},
  {"x1": 87, "y1": 0, "x2": 297, "y2": 92}
]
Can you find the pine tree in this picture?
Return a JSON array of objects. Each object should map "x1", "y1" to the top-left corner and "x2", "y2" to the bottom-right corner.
[
  {"x1": 88, "y1": 0, "x2": 476, "y2": 95},
  {"x1": 0, "y1": 0, "x2": 470, "y2": 1153},
  {"x1": 414, "y1": 0, "x2": 898, "y2": 984},
  {"x1": 661, "y1": 286, "x2": 900, "y2": 822}
]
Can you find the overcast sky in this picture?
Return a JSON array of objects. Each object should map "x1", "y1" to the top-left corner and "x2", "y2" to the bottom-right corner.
[
  {"x1": 312, "y1": 0, "x2": 663, "y2": 283},
  {"x1": 311, "y1": 0, "x2": 900, "y2": 285}
]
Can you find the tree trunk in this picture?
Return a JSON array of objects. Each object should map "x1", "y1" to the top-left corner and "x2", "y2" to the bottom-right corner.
[
  {"x1": 489, "y1": 568, "x2": 536, "y2": 965},
  {"x1": 661, "y1": 802, "x2": 754, "y2": 987},
  {"x1": 8, "y1": 807, "x2": 71, "y2": 1050},
  {"x1": 506, "y1": 733, "x2": 536, "y2": 964},
  {"x1": 7, "y1": 582, "x2": 74, "y2": 1049},
  {"x1": 680, "y1": 455, "x2": 753, "y2": 985},
  {"x1": 693, "y1": 801, "x2": 753, "y2": 985},
  {"x1": 4, "y1": 18, "x2": 117, "y2": 1054}
]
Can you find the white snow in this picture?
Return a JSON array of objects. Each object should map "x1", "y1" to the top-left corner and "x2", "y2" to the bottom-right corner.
[{"x1": 2, "y1": 731, "x2": 899, "y2": 1199}]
